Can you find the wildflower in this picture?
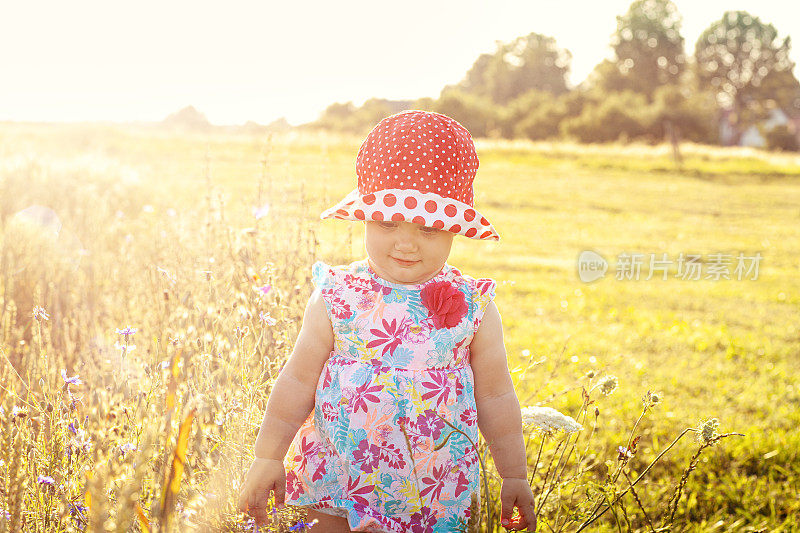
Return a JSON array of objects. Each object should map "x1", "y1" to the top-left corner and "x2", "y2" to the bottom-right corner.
[
  {"x1": 243, "y1": 518, "x2": 261, "y2": 533},
  {"x1": 521, "y1": 406, "x2": 582, "y2": 434},
  {"x1": 10, "y1": 406, "x2": 26, "y2": 419},
  {"x1": 68, "y1": 502, "x2": 87, "y2": 523},
  {"x1": 68, "y1": 421, "x2": 78, "y2": 434},
  {"x1": 69, "y1": 428, "x2": 92, "y2": 454},
  {"x1": 288, "y1": 518, "x2": 318, "y2": 530},
  {"x1": 698, "y1": 418, "x2": 720, "y2": 444},
  {"x1": 259, "y1": 311, "x2": 277, "y2": 326},
  {"x1": 32, "y1": 306, "x2": 49, "y2": 321},
  {"x1": 114, "y1": 342, "x2": 136, "y2": 355},
  {"x1": 595, "y1": 375, "x2": 618, "y2": 396},
  {"x1": 142, "y1": 205, "x2": 154, "y2": 213},
  {"x1": 119, "y1": 443, "x2": 137, "y2": 458},
  {"x1": 252, "y1": 204, "x2": 270, "y2": 220},
  {"x1": 38, "y1": 475, "x2": 55, "y2": 485},
  {"x1": 3, "y1": 509, "x2": 9, "y2": 520},
  {"x1": 61, "y1": 369, "x2": 82, "y2": 387},
  {"x1": 115, "y1": 326, "x2": 138, "y2": 337},
  {"x1": 254, "y1": 284, "x2": 272, "y2": 296},
  {"x1": 617, "y1": 446, "x2": 634, "y2": 461}
]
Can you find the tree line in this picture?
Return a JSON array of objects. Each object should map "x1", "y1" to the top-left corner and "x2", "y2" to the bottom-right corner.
[{"x1": 306, "y1": 1, "x2": 800, "y2": 151}]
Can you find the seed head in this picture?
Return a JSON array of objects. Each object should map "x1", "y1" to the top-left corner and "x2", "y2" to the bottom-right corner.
[
  {"x1": 698, "y1": 418, "x2": 720, "y2": 444},
  {"x1": 644, "y1": 390, "x2": 661, "y2": 409},
  {"x1": 596, "y1": 375, "x2": 618, "y2": 396}
]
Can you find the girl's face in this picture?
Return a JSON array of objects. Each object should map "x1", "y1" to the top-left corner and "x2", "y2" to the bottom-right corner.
[{"x1": 364, "y1": 221, "x2": 454, "y2": 285}]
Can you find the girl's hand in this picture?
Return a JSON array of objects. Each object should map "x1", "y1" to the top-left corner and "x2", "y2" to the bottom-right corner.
[
  {"x1": 237, "y1": 458, "x2": 286, "y2": 526},
  {"x1": 500, "y1": 477, "x2": 537, "y2": 531}
]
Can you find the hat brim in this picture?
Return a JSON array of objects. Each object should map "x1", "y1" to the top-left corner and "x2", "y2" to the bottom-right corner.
[{"x1": 320, "y1": 188, "x2": 500, "y2": 241}]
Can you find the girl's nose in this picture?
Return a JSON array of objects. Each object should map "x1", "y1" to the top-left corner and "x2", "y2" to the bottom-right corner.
[
  {"x1": 394, "y1": 228, "x2": 418, "y2": 252},
  {"x1": 394, "y1": 237, "x2": 417, "y2": 252}
]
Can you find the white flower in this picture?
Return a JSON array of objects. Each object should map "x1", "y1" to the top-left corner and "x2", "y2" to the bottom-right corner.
[{"x1": 521, "y1": 406, "x2": 582, "y2": 434}]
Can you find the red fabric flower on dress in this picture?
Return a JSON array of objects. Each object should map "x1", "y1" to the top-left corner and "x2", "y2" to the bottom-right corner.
[{"x1": 420, "y1": 281, "x2": 468, "y2": 329}]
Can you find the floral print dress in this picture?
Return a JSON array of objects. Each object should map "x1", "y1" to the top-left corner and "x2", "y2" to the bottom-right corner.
[{"x1": 283, "y1": 258, "x2": 497, "y2": 533}]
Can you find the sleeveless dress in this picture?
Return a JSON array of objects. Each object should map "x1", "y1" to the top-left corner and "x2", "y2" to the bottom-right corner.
[{"x1": 283, "y1": 258, "x2": 497, "y2": 533}]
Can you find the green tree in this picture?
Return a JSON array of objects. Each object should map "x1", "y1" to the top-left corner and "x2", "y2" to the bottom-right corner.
[
  {"x1": 695, "y1": 11, "x2": 796, "y2": 140},
  {"x1": 456, "y1": 32, "x2": 571, "y2": 105},
  {"x1": 596, "y1": 0, "x2": 686, "y2": 99},
  {"x1": 428, "y1": 89, "x2": 500, "y2": 138}
]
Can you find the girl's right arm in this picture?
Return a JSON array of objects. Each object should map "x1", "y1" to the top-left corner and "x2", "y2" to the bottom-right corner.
[{"x1": 237, "y1": 289, "x2": 333, "y2": 523}]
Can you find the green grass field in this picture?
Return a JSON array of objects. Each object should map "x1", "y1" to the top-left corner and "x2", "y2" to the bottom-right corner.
[{"x1": 1, "y1": 122, "x2": 798, "y2": 532}]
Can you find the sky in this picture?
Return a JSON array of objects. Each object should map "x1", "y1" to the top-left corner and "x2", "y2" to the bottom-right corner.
[{"x1": 1, "y1": 0, "x2": 799, "y2": 126}]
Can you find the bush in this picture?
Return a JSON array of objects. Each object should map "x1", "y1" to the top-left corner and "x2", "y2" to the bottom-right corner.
[
  {"x1": 764, "y1": 124, "x2": 800, "y2": 151},
  {"x1": 560, "y1": 91, "x2": 652, "y2": 142}
]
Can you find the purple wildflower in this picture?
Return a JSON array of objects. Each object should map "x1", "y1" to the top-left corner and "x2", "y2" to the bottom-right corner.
[
  {"x1": 259, "y1": 311, "x2": 277, "y2": 326},
  {"x1": 617, "y1": 446, "x2": 633, "y2": 461},
  {"x1": 119, "y1": 443, "x2": 137, "y2": 458},
  {"x1": 252, "y1": 204, "x2": 270, "y2": 220},
  {"x1": 115, "y1": 326, "x2": 138, "y2": 337},
  {"x1": 243, "y1": 518, "x2": 261, "y2": 533},
  {"x1": 61, "y1": 369, "x2": 82, "y2": 387},
  {"x1": 254, "y1": 284, "x2": 272, "y2": 296},
  {"x1": 288, "y1": 519, "x2": 317, "y2": 530},
  {"x1": 37, "y1": 475, "x2": 55, "y2": 485},
  {"x1": 32, "y1": 306, "x2": 49, "y2": 321}
]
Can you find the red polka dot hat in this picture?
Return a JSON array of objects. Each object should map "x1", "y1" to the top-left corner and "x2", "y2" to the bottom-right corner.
[{"x1": 320, "y1": 110, "x2": 500, "y2": 241}]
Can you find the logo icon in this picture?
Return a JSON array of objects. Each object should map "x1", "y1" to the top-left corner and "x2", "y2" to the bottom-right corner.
[{"x1": 577, "y1": 250, "x2": 608, "y2": 283}]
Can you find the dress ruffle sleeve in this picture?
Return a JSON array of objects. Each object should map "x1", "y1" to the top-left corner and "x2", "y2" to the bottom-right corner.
[
  {"x1": 471, "y1": 277, "x2": 497, "y2": 334},
  {"x1": 311, "y1": 261, "x2": 354, "y2": 322},
  {"x1": 311, "y1": 260, "x2": 335, "y2": 291}
]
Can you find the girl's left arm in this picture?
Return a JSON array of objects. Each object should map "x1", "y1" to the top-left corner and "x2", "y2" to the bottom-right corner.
[{"x1": 471, "y1": 300, "x2": 536, "y2": 530}]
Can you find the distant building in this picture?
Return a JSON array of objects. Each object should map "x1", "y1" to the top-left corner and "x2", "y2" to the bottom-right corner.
[{"x1": 720, "y1": 107, "x2": 800, "y2": 148}]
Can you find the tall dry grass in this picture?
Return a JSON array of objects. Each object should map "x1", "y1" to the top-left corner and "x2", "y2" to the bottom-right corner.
[{"x1": 1, "y1": 128, "x2": 784, "y2": 532}]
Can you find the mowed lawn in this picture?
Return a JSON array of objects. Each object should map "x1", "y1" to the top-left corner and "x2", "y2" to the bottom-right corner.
[{"x1": 2, "y1": 122, "x2": 799, "y2": 528}]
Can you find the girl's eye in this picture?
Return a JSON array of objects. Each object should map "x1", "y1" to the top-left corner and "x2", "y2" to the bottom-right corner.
[{"x1": 420, "y1": 226, "x2": 439, "y2": 234}]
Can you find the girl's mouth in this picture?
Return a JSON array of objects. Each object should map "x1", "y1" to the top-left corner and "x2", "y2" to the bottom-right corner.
[{"x1": 393, "y1": 258, "x2": 419, "y2": 266}]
